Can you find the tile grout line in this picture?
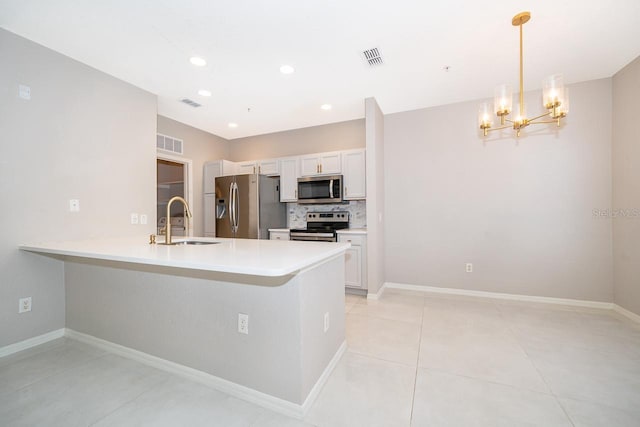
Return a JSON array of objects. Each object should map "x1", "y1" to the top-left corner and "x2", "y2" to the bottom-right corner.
[
  {"x1": 408, "y1": 294, "x2": 426, "y2": 427},
  {"x1": 494, "y1": 302, "x2": 577, "y2": 427},
  {"x1": 9, "y1": 346, "x2": 110, "y2": 393},
  {"x1": 87, "y1": 374, "x2": 172, "y2": 426}
]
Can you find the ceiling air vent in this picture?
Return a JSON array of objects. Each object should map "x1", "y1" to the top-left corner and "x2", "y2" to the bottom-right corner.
[
  {"x1": 362, "y1": 47, "x2": 383, "y2": 67},
  {"x1": 180, "y1": 98, "x2": 201, "y2": 108}
]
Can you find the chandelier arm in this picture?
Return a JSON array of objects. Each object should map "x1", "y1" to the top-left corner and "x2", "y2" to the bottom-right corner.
[
  {"x1": 530, "y1": 120, "x2": 563, "y2": 125},
  {"x1": 486, "y1": 125, "x2": 513, "y2": 133},
  {"x1": 528, "y1": 111, "x2": 553, "y2": 122}
]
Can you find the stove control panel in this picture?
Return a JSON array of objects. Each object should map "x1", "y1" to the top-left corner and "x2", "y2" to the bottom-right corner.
[{"x1": 306, "y1": 211, "x2": 349, "y2": 223}]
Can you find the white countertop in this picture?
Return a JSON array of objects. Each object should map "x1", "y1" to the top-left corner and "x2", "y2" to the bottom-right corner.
[
  {"x1": 20, "y1": 236, "x2": 349, "y2": 277},
  {"x1": 336, "y1": 228, "x2": 367, "y2": 235},
  {"x1": 268, "y1": 228, "x2": 291, "y2": 232}
]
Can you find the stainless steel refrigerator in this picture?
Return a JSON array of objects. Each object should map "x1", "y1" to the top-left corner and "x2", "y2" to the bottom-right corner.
[{"x1": 215, "y1": 174, "x2": 286, "y2": 239}]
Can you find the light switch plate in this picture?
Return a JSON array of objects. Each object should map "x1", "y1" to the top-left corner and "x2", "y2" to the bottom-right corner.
[
  {"x1": 69, "y1": 199, "x2": 80, "y2": 212},
  {"x1": 140, "y1": 214, "x2": 148, "y2": 225},
  {"x1": 131, "y1": 213, "x2": 139, "y2": 224}
]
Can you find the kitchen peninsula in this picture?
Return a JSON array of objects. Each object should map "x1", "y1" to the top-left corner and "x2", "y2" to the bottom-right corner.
[{"x1": 20, "y1": 237, "x2": 349, "y2": 417}]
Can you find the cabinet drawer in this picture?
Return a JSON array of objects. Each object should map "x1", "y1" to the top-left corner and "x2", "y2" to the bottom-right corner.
[{"x1": 338, "y1": 234, "x2": 365, "y2": 246}]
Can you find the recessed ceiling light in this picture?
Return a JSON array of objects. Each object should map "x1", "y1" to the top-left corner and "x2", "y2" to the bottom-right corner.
[
  {"x1": 228, "y1": 122, "x2": 238, "y2": 128},
  {"x1": 280, "y1": 65, "x2": 295, "y2": 74},
  {"x1": 190, "y1": 57, "x2": 207, "y2": 67},
  {"x1": 321, "y1": 104, "x2": 332, "y2": 110},
  {"x1": 198, "y1": 89, "x2": 212, "y2": 97}
]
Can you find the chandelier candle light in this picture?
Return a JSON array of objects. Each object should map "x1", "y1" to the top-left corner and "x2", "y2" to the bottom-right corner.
[{"x1": 479, "y1": 12, "x2": 569, "y2": 137}]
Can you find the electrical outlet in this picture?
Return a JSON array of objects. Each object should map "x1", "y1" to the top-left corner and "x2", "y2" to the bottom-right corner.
[
  {"x1": 19, "y1": 297, "x2": 32, "y2": 313},
  {"x1": 466, "y1": 263, "x2": 473, "y2": 273},
  {"x1": 69, "y1": 199, "x2": 80, "y2": 212},
  {"x1": 323, "y1": 312, "x2": 330, "y2": 333},
  {"x1": 140, "y1": 214, "x2": 148, "y2": 225},
  {"x1": 238, "y1": 313, "x2": 249, "y2": 335},
  {"x1": 289, "y1": 214, "x2": 296, "y2": 223},
  {"x1": 130, "y1": 213, "x2": 139, "y2": 224}
]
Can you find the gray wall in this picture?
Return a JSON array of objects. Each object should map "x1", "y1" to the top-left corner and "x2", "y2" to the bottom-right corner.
[
  {"x1": 0, "y1": 28, "x2": 157, "y2": 347},
  {"x1": 383, "y1": 79, "x2": 614, "y2": 302},
  {"x1": 157, "y1": 115, "x2": 228, "y2": 236},
  {"x1": 228, "y1": 119, "x2": 365, "y2": 161},
  {"x1": 612, "y1": 56, "x2": 640, "y2": 315}
]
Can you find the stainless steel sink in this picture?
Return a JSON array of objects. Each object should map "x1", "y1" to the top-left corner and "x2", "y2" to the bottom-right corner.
[{"x1": 171, "y1": 240, "x2": 221, "y2": 245}]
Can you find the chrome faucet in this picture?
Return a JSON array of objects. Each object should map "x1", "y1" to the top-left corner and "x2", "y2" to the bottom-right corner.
[{"x1": 165, "y1": 196, "x2": 192, "y2": 245}]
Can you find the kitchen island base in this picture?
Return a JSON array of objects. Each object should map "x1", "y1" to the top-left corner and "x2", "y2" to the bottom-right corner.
[{"x1": 60, "y1": 254, "x2": 345, "y2": 417}]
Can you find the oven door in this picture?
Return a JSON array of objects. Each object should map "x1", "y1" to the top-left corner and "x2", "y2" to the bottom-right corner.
[{"x1": 297, "y1": 175, "x2": 342, "y2": 204}]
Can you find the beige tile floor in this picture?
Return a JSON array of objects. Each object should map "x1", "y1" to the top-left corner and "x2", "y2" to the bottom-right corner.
[{"x1": 2, "y1": 289, "x2": 640, "y2": 426}]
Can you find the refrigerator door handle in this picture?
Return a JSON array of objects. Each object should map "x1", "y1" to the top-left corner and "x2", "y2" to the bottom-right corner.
[
  {"x1": 329, "y1": 179, "x2": 334, "y2": 199},
  {"x1": 233, "y1": 182, "x2": 240, "y2": 233},
  {"x1": 229, "y1": 182, "x2": 236, "y2": 233}
]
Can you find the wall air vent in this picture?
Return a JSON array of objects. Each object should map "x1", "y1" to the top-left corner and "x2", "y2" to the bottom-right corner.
[
  {"x1": 362, "y1": 47, "x2": 383, "y2": 67},
  {"x1": 180, "y1": 98, "x2": 201, "y2": 108},
  {"x1": 157, "y1": 133, "x2": 184, "y2": 154}
]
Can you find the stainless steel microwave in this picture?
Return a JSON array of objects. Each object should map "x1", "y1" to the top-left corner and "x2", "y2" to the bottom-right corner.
[{"x1": 297, "y1": 175, "x2": 343, "y2": 204}]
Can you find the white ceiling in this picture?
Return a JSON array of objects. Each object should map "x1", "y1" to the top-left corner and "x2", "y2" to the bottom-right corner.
[{"x1": 1, "y1": 0, "x2": 639, "y2": 139}]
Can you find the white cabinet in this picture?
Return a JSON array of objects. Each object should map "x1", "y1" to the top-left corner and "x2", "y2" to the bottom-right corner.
[
  {"x1": 259, "y1": 159, "x2": 280, "y2": 176},
  {"x1": 204, "y1": 160, "x2": 235, "y2": 193},
  {"x1": 236, "y1": 161, "x2": 258, "y2": 175},
  {"x1": 279, "y1": 157, "x2": 299, "y2": 202},
  {"x1": 342, "y1": 149, "x2": 366, "y2": 200},
  {"x1": 269, "y1": 230, "x2": 290, "y2": 240},
  {"x1": 300, "y1": 152, "x2": 342, "y2": 176},
  {"x1": 337, "y1": 233, "x2": 367, "y2": 290},
  {"x1": 204, "y1": 193, "x2": 216, "y2": 237}
]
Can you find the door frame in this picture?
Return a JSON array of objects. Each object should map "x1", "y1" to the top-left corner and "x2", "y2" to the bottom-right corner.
[{"x1": 157, "y1": 152, "x2": 194, "y2": 237}]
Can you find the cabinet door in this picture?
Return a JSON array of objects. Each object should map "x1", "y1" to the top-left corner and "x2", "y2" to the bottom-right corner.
[
  {"x1": 344, "y1": 246, "x2": 363, "y2": 289},
  {"x1": 259, "y1": 159, "x2": 280, "y2": 176},
  {"x1": 203, "y1": 162, "x2": 222, "y2": 194},
  {"x1": 342, "y1": 150, "x2": 366, "y2": 200},
  {"x1": 300, "y1": 156, "x2": 320, "y2": 176},
  {"x1": 280, "y1": 157, "x2": 299, "y2": 202},
  {"x1": 319, "y1": 152, "x2": 342, "y2": 175},
  {"x1": 237, "y1": 161, "x2": 257, "y2": 175},
  {"x1": 204, "y1": 193, "x2": 216, "y2": 236}
]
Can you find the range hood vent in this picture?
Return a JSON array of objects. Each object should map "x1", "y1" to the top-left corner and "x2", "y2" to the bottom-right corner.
[{"x1": 362, "y1": 47, "x2": 383, "y2": 67}]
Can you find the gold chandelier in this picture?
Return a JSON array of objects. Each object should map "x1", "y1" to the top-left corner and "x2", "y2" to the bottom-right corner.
[{"x1": 479, "y1": 11, "x2": 569, "y2": 137}]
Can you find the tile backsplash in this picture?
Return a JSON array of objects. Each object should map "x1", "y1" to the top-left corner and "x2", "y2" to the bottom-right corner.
[{"x1": 287, "y1": 201, "x2": 366, "y2": 229}]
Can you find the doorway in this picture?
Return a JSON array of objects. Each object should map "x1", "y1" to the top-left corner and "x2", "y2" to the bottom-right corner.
[{"x1": 156, "y1": 155, "x2": 193, "y2": 237}]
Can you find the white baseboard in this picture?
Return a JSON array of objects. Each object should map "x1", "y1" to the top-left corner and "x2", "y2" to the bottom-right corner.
[
  {"x1": 366, "y1": 286, "x2": 386, "y2": 300},
  {"x1": 0, "y1": 328, "x2": 65, "y2": 358},
  {"x1": 65, "y1": 329, "x2": 343, "y2": 419},
  {"x1": 301, "y1": 340, "x2": 347, "y2": 414},
  {"x1": 383, "y1": 282, "x2": 615, "y2": 309},
  {"x1": 613, "y1": 304, "x2": 640, "y2": 324}
]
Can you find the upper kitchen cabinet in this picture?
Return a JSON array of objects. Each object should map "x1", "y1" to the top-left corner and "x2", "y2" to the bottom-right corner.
[
  {"x1": 279, "y1": 157, "x2": 299, "y2": 202},
  {"x1": 204, "y1": 160, "x2": 236, "y2": 193},
  {"x1": 236, "y1": 161, "x2": 258, "y2": 175},
  {"x1": 342, "y1": 149, "x2": 366, "y2": 200},
  {"x1": 300, "y1": 152, "x2": 342, "y2": 176},
  {"x1": 258, "y1": 159, "x2": 280, "y2": 176}
]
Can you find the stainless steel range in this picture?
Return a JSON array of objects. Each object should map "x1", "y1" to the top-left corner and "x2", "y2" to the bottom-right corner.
[{"x1": 289, "y1": 212, "x2": 349, "y2": 242}]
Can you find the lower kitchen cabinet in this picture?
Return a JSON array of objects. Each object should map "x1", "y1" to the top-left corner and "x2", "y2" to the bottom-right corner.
[{"x1": 337, "y1": 233, "x2": 367, "y2": 290}]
